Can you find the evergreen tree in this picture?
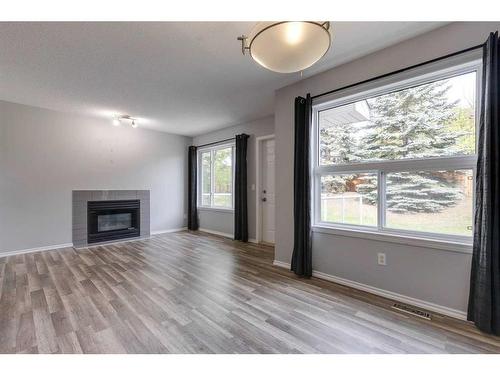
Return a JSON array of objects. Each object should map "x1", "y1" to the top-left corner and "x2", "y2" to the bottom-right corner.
[
  {"x1": 445, "y1": 106, "x2": 475, "y2": 155},
  {"x1": 320, "y1": 121, "x2": 361, "y2": 196},
  {"x1": 319, "y1": 122, "x2": 358, "y2": 165},
  {"x1": 362, "y1": 81, "x2": 460, "y2": 160},
  {"x1": 385, "y1": 171, "x2": 464, "y2": 213},
  {"x1": 355, "y1": 80, "x2": 464, "y2": 212}
]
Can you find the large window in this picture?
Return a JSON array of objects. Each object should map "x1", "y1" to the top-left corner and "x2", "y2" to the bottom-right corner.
[
  {"x1": 198, "y1": 144, "x2": 234, "y2": 209},
  {"x1": 313, "y1": 56, "x2": 481, "y2": 244}
]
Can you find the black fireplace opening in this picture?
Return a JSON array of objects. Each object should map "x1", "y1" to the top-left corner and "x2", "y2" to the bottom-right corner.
[{"x1": 87, "y1": 200, "x2": 140, "y2": 244}]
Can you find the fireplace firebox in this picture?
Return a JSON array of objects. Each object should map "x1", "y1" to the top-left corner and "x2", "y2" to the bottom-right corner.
[{"x1": 87, "y1": 200, "x2": 140, "y2": 244}]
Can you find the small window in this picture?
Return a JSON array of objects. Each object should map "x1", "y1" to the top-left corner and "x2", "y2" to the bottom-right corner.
[
  {"x1": 313, "y1": 55, "x2": 481, "y2": 244},
  {"x1": 198, "y1": 144, "x2": 234, "y2": 209}
]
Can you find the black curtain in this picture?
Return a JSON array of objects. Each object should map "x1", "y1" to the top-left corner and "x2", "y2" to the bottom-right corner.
[
  {"x1": 468, "y1": 32, "x2": 500, "y2": 335},
  {"x1": 234, "y1": 133, "x2": 250, "y2": 242},
  {"x1": 187, "y1": 145, "x2": 199, "y2": 230},
  {"x1": 291, "y1": 94, "x2": 312, "y2": 277}
]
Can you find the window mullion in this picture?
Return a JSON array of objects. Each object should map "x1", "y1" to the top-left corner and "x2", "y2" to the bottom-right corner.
[
  {"x1": 316, "y1": 156, "x2": 477, "y2": 175},
  {"x1": 378, "y1": 170, "x2": 386, "y2": 231},
  {"x1": 313, "y1": 173, "x2": 320, "y2": 225},
  {"x1": 211, "y1": 150, "x2": 215, "y2": 207}
]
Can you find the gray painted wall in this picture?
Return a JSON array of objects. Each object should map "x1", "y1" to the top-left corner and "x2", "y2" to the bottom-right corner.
[
  {"x1": 274, "y1": 22, "x2": 500, "y2": 314},
  {"x1": 0, "y1": 100, "x2": 191, "y2": 254},
  {"x1": 193, "y1": 115, "x2": 274, "y2": 239}
]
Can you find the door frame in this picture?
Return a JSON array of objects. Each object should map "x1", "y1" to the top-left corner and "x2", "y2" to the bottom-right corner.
[{"x1": 255, "y1": 134, "x2": 275, "y2": 244}]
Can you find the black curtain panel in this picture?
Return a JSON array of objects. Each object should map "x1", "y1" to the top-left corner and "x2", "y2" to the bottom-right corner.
[
  {"x1": 187, "y1": 145, "x2": 199, "y2": 231},
  {"x1": 234, "y1": 134, "x2": 250, "y2": 242},
  {"x1": 468, "y1": 32, "x2": 500, "y2": 335},
  {"x1": 291, "y1": 94, "x2": 312, "y2": 277}
]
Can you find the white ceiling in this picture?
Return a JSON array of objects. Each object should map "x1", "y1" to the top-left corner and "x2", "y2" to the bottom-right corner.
[{"x1": 0, "y1": 22, "x2": 447, "y2": 136}]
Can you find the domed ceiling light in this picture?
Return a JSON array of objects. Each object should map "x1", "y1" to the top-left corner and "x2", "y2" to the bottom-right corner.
[{"x1": 237, "y1": 21, "x2": 331, "y2": 73}]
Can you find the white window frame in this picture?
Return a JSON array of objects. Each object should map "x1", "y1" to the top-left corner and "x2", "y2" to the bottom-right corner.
[
  {"x1": 197, "y1": 142, "x2": 235, "y2": 212},
  {"x1": 311, "y1": 50, "x2": 483, "y2": 253}
]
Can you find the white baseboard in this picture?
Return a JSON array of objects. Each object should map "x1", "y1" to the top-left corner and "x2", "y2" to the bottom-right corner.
[
  {"x1": 272, "y1": 260, "x2": 467, "y2": 321},
  {"x1": 273, "y1": 260, "x2": 291, "y2": 269},
  {"x1": 151, "y1": 227, "x2": 187, "y2": 235},
  {"x1": 0, "y1": 242, "x2": 74, "y2": 259},
  {"x1": 1, "y1": 227, "x2": 187, "y2": 257},
  {"x1": 199, "y1": 227, "x2": 233, "y2": 238},
  {"x1": 198, "y1": 228, "x2": 257, "y2": 244}
]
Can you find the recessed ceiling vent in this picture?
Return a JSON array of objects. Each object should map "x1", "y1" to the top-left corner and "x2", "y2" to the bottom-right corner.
[{"x1": 392, "y1": 303, "x2": 432, "y2": 320}]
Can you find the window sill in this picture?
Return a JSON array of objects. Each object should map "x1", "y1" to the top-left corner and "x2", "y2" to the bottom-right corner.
[
  {"x1": 197, "y1": 206, "x2": 234, "y2": 214},
  {"x1": 312, "y1": 225, "x2": 473, "y2": 254}
]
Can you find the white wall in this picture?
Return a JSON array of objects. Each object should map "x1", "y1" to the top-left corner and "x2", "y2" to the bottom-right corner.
[
  {"x1": 274, "y1": 22, "x2": 500, "y2": 316},
  {"x1": 0, "y1": 100, "x2": 190, "y2": 254},
  {"x1": 192, "y1": 115, "x2": 274, "y2": 239}
]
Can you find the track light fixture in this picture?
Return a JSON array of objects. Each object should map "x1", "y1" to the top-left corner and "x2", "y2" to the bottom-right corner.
[{"x1": 112, "y1": 115, "x2": 139, "y2": 128}]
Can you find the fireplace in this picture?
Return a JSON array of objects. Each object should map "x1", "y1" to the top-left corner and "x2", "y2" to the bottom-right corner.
[{"x1": 87, "y1": 199, "x2": 140, "y2": 244}]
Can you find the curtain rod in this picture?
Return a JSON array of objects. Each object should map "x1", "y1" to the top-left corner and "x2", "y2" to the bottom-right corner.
[
  {"x1": 196, "y1": 137, "x2": 235, "y2": 149},
  {"x1": 311, "y1": 43, "x2": 485, "y2": 101}
]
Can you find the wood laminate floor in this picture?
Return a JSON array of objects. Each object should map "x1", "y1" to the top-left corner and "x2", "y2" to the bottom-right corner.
[{"x1": 1, "y1": 231, "x2": 499, "y2": 354}]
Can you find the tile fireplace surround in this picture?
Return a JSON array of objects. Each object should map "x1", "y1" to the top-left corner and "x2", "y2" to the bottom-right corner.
[{"x1": 72, "y1": 190, "x2": 150, "y2": 247}]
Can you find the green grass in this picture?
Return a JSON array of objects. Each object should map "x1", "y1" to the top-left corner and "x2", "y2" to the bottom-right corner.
[{"x1": 213, "y1": 194, "x2": 232, "y2": 208}]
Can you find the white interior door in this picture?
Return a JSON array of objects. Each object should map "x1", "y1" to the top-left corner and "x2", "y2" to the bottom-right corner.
[{"x1": 261, "y1": 139, "x2": 275, "y2": 244}]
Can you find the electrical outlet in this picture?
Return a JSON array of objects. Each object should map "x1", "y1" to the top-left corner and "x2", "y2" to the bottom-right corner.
[{"x1": 377, "y1": 253, "x2": 387, "y2": 266}]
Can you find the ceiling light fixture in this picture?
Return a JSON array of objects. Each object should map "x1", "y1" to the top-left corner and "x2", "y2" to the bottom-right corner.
[
  {"x1": 112, "y1": 115, "x2": 139, "y2": 129},
  {"x1": 237, "y1": 21, "x2": 331, "y2": 73}
]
